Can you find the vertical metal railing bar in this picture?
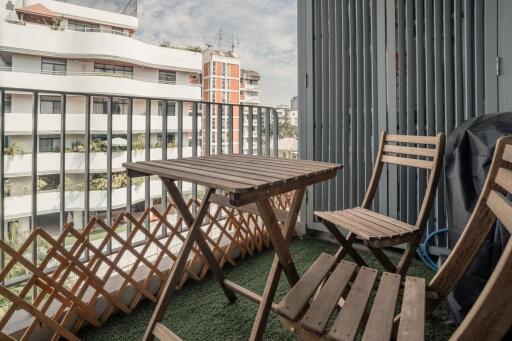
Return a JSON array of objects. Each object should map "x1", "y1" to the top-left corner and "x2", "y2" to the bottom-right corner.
[
  {"x1": 313, "y1": 0, "x2": 322, "y2": 209},
  {"x1": 342, "y1": 0, "x2": 350, "y2": 210},
  {"x1": 272, "y1": 109, "x2": 278, "y2": 157},
  {"x1": 355, "y1": 0, "x2": 365, "y2": 205},
  {"x1": 239, "y1": 105, "x2": 244, "y2": 154},
  {"x1": 192, "y1": 102, "x2": 198, "y2": 215},
  {"x1": 264, "y1": 107, "x2": 270, "y2": 156},
  {"x1": 349, "y1": 0, "x2": 358, "y2": 207},
  {"x1": 416, "y1": 0, "x2": 427, "y2": 218},
  {"x1": 335, "y1": 0, "x2": 344, "y2": 209},
  {"x1": 106, "y1": 96, "x2": 113, "y2": 253},
  {"x1": 320, "y1": 0, "x2": 330, "y2": 210},
  {"x1": 162, "y1": 101, "x2": 168, "y2": 209},
  {"x1": 464, "y1": 0, "x2": 474, "y2": 119},
  {"x1": 31, "y1": 91, "x2": 38, "y2": 300},
  {"x1": 31, "y1": 91, "x2": 38, "y2": 232},
  {"x1": 474, "y1": 0, "x2": 485, "y2": 116},
  {"x1": 386, "y1": 0, "x2": 398, "y2": 218},
  {"x1": 376, "y1": 0, "x2": 388, "y2": 215},
  {"x1": 216, "y1": 103, "x2": 222, "y2": 155},
  {"x1": 328, "y1": 0, "x2": 337, "y2": 211},
  {"x1": 204, "y1": 103, "x2": 211, "y2": 156},
  {"x1": 425, "y1": 0, "x2": 436, "y2": 235},
  {"x1": 454, "y1": 0, "x2": 464, "y2": 125},
  {"x1": 397, "y1": 0, "x2": 407, "y2": 222},
  {"x1": 59, "y1": 94, "x2": 66, "y2": 230},
  {"x1": 444, "y1": 0, "x2": 455, "y2": 135},
  {"x1": 161, "y1": 100, "x2": 168, "y2": 235},
  {"x1": 248, "y1": 106, "x2": 254, "y2": 155},
  {"x1": 363, "y1": 0, "x2": 372, "y2": 200},
  {"x1": 144, "y1": 99, "x2": 151, "y2": 229},
  {"x1": 228, "y1": 104, "x2": 234, "y2": 155},
  {"x1": 321, "y1": 0, "x2": 330, "y2": 210},
  {"x1": 434, "y1": 0, "x2": 446, "y2": 238},
  {"x1": 85, "y1": 95, "x2": 91, "y2": 224},
  {"x1": 406, "y1": 0, "x2": 418, "y2": 225},
  {"x1": 177, "y1": 101, "x2": 183, "y2": 192},
  {"x1": 257, "y1": 106, "x2": 263, "y2": 156},
  {"x1": 126, "y1": 97, "x2": 133, "y2": 234},
  {"x1": 0, "y1": 90, "x2": 4, "y2": 271}
]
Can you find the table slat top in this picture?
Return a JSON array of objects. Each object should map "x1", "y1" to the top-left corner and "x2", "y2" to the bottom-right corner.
[{"x1": 123, "y1": 155, "x2": 341, "y2": 196}]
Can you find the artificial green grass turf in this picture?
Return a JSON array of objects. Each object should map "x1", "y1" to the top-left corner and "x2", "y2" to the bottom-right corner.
[{"x1": 79, "y1": 237, "x2": 455, "y2": 340}]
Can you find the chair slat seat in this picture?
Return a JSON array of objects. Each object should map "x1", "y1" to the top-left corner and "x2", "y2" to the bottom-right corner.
[
  {"x1": 277, "y1": 257, "x2": 426, "y2": 341},
  {"x1": 316, "y1": 208, "x2": 419, "y2": 248}
]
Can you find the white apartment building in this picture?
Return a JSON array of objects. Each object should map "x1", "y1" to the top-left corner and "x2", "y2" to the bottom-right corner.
[
  {"x1": 0, "y1": 0, "x2": 202, "y2": 235},
  {"x1": 276, "y1": 104, "x2": 298, "y2": 127}
]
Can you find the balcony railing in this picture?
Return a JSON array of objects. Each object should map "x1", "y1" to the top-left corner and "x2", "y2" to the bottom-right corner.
[
  {"x1": 0, "y1": 67, "x2": 200, "y2": 87},
  {"x1": 0, "y1": 87, "x2": 279, "y2": 280}
]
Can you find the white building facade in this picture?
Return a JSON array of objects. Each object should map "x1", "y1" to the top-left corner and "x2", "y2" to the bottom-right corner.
[{"x1": 0, "y1": 0, "x2": 202, "y2": 235}]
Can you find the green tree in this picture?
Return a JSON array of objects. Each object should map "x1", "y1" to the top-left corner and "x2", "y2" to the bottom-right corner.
[{"x1": 278, "y1": 120, "x2": 298, "y2": 139}]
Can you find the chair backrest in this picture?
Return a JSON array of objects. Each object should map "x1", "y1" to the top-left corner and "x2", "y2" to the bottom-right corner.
[
  {"x1": 361, "y1": 131, "x2": 446, "y2": 231},
  {"x1": 428, "y1": 136, "x2": 512, "y2": 340}
]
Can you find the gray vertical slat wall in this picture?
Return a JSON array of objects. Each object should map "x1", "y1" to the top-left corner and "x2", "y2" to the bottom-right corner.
[{"x1": 300, "y1": 0, "x2": 490, "y2": 254}]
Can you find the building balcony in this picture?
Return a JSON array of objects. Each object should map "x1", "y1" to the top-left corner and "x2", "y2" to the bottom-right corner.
[
  {"x1": 0, "y1": 69, "x2": 201, "y2": 100},
  {"x1": 0, "y1": 21, "x2": 202, "y2": 72}
]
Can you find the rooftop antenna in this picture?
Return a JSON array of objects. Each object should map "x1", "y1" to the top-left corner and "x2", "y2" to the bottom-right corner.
[
  {"x1": 217, "y1": 28, "x2": 223, "y2": 51},
  {"x1": 231, "y1": 33, "x2": 239, "y2": 52}
]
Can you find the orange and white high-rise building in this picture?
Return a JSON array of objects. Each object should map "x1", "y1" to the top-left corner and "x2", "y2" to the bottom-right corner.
[{"x1": 202, "y1": 49, "x2": 241, "y2": 153}]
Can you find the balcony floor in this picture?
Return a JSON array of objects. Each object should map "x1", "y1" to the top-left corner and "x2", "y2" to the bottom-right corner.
[{"x1": 78, "y1": 237, "x2": 454, "y2": 340}]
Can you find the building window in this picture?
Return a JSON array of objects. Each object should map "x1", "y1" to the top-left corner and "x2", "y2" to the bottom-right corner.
[
  {"x1": 158, "y1": 101, "x2": 176, "y2": 116},
  {"x1": 221, "y1": 92, "x2": 226, "y2": 103},
  {"x1": 212, "y1": 62, "x2": 216, "y2": 75},
  {"x1": 159, "y1": 70, "x2": 176, "y2": 84},
  {"x1": 226, "y1": 92, "x2": 230, "y2": 103},
  {"x1": 222, "y1": 79, "x2": 226, "y2": 89},
  {"x1": 94, "y1": 63, "x2": 133, "y2": 77},
  {"x1": 40, "y1": 95, "x2": 62, "y2": 115},
  {"x1": 211, "y1": 77, "x2": 216, "y2": 88},
  {"x1": 93, "y1": 97, "x2": 108, "y2": 115},
  {"x1": 68, "y1": 20, "x2": 99, "y2": 32},
  {"x1": 41, "y1": 58, "x2": 66, "y2": 74},
  {"x1": 112, "y1": 98, "x2": 128, "y2": 115},
  {"x1": 157, "y1": 133, "x2": 176, "y2": 147},
  {"x1": 222, "y1": 63, "x2": 227, "y2": 76},
  {"x1": 39, "y1": 135, "x2": 60, "y2": 153},
  {"x1": 111, "y1": 27, "x2": 125, "y2": 35}
]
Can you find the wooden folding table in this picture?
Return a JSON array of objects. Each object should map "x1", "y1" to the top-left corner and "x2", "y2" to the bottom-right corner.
[{"x1": 123, "y1": 154, "x2": 341, "y2": 341}]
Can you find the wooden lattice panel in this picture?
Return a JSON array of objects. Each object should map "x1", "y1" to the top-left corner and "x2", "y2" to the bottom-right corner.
[{"x1": 0, "y1": 193, "x2": 292, "y2": 340}]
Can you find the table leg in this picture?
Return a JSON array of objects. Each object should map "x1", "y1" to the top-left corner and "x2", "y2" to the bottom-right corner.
[
  {"x1": 162, "y1": 178, "x2": 237, "y2": 302},
  {"x1": 143, "y1": 181, "x2": 236, "y2": 341},
  {"x1": 250, "y1": 189, "x2": 305, "y2": 341}
]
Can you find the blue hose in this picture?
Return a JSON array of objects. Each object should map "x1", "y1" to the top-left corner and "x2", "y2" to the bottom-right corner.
[{"x1": 416, "y1": 228, "x2": 449, "y2": 272}]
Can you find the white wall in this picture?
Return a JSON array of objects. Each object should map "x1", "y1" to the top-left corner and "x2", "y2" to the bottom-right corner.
[{"x1": 12, "y1": 54, "x2": 40, "y2": 69}]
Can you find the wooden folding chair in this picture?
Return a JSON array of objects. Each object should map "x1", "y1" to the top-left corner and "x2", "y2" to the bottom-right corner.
[
  {"x1": 275, "y1": 135, "x2": 512, "y2": 340},
  {"x1": 315, "y1": 132, "x2": 445, "y2": 275}
]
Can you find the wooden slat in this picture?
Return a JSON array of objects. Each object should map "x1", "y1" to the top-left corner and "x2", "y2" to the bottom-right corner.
[
  {"x1": 347, "y1": 208, "x2": 413, "y2": 234},
  {"x1": 149, "y1": 160, "x2": 268, "y2": 187},
  {"x1": 383, "y1": 144, "x2": 436, "y2": 158},
  {"x1": 503, "y1": 145, "x2": 512, "y2": 163},
  {"x1": 397, "y1": 276, "x2": 425, "y2": 341},
  {"x1": 362, "y1": 272, "x2": 401, "y2": 341},
  {"x1": 328, "y1": 267, "x2": 378, "y2": 341},
  {"x1": 495, "y1": 167, "x2": 512, "y2": 193},
  {"x1": 214, "y1": 154, "x2": 336, "y2": 172},
  {"x1": 276, "y1": 253, "x2": 337, "y2": 321},
  {"x1": 385, "y1": 134, "x2": 437, "y2": 145},
  {"x1": 486, "y1": 190, "x2": 512, "y2": 233},
  {"x1": 153, "y1": 322, "x2": 183, "y2": 341},
  {"x1": 341, "y1": 210, "x2": 407, "y2": 236},
  {"x1": 301, "y1": 260, "x2": 357, "y2": 334},
  {"x1": 381, "y1": 155, "x2": 433, "y2": 169},
  {"x1": 315, "y1": 211, "x2": 377, "y2": 239},
  {"x1": 353, "y1": 208, "x2": 416, "y2": 232}
]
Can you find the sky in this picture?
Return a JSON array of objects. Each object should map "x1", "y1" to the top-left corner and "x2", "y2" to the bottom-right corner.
[
  {"x1": 136, "y1": 0, "x2": 298, "y2": 107},
  {"x1": 80, "y1": 0, "x2": 298, "y2": 107}
]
